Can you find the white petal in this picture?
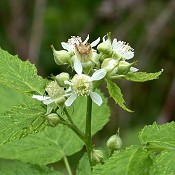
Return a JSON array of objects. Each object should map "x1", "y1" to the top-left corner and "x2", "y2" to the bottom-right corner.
[
  {"x1": 61, "y1": 42, "x2": 72, "y2": 51},
  {"x1": 112, "y1": 38, "x2": 118, "y2": 50},
  {"x1": 64, "y1": 80, "x2": 73, "y2": 86},
  {"x1": 123, "y1": 52, "x2": 134, "y2": 59},
  {"x1": 130, "y1": 67, "x2": 139, "y2": 72},
  {"x1": 73, "y1": 57, "x2": 82, "y2": 75},
  {"x1": 89, "y1": 91, "x2": 102, "y2": 106},
  {"x1": 83, "y1": 34, "x2": 89, "y2": 44},
  {"x1": 102, "y1": 35, "x2": 106, "y2": 42},
  {"x1": 90, "y1": 69, "x2": 107, "y2": 81},
  {"x1": 90, "y1": 37, "x2": 100, "y2": 47},
  {"x1": 43, "y1": 98, "x2": 54, "y2": 105},
  {"x1": 65, "y1": 93, "x2": 77, "y2": 106},
  {"x1": 32, "y1": 95, "x2": 50, "y2": 101}
]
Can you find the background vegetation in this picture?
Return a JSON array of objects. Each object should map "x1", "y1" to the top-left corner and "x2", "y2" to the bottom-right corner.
[{"x1": 0, "y1": 0, "x2": 175, "y2": 167}]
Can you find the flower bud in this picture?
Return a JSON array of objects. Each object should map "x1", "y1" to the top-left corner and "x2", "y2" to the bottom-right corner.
[
  {"x1": 106, "y1": 134, "x2": 122, "y2": 150},
  {"x1": 51, "y1": 45, "x2": 71, "y2": 65},
  {"x1": 55, "y1": 72, "x2": 70, "y2": 86},
  {"x1": 101, "y1": 58, "x2": 118, "y2": 76},
  {"x1": 45, "y1": 113, "x2": 60, "y2": 127},
  {"x1": 117, "y1": 61, "x2": 132, "y2": 75},
  {"x1": 91, "y1": 149, "x2": 104, "y2": 165},
  {"x1": 97, "y1": 40, "x2": 112, "y2": 55},
  {"x1": 55, "y1": 96, "x2": 66, "y2": 107}
]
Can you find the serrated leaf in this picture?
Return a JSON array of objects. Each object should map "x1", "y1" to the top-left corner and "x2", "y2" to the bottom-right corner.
[
  {"x1": 124, "y1": 70, "x2": 163, "y2": 82},
  {"x1": 106, "y1": 79, "x2": 133, "y2": 112},
  {"x1": 0, "y1": 159, "x2": 61, "y2": 175},
  {"x1": 139, "y1": 122, "x2": 175, "y2": 150},
  {"x1": 76, "y1": 153, "x2": 91, "y2": 175},
  {"x1": 0, "y1": 100, "x2": 47, "y2": 145},
  {"x1": 0, "y1": 84, "x2": 29, "y2": 113},
  {"x1": 92, "y1": 146, "x2": 152, "y2": 175},
  {"x1": 0, "y1": 91, "x2": 110, "y2": 165},
  {"x1": 150, "y1": 151, "x2": 175, "y2": 175},
  {"x1": 0, "y1": 48, "x2": 46, "y2": 95}
]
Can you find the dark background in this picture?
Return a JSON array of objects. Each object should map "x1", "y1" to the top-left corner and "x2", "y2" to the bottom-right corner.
[{"x1": 0, "y1": 0, "x2": 175, "y2": 146}]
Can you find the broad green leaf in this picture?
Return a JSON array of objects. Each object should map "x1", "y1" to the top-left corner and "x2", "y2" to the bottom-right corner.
[
  {"x1": 124, "y1": 70, "x2": 163, "y2": 82},
  {"x1": 0, "y1": 99, "x2": 47, "y2": 145},
  {"x1": 0, "y1": 91, "x2": 110, "y2": 165},
  {"x1": 106, "y1": 79, "x2": 132, "y2": 112},
  {"x1": 0, "y1": 84, "x2": 29, "y2": 113},
  {"x1": 150, "y1": 151, "x2": 175, "y2": 175},
  {"x1": 0, "y1": 159, "x2": 61, "y2": 175},
  {"x1": 92, "y1": 146, "x2": 152, "y2": 175},
  {"x1": 0, "y1": 48, "x2": 46, "y2": 95},
  {"x1": 76, "y1": 153, "x2": 91, "y2": 175},
  {"x1": 139, "y1": 122, "x2": 175, "y2": 150}
]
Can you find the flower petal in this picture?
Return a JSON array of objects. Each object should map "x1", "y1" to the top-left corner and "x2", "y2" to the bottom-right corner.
[
  {"x1": 43, "y1": 98, "x2": 54, "y2": 105},
  {"x1": 123, "y1": 52, "x2": 134, "y2": 60},
  {"x1": 112, "y1": 38, "x2": 118, "y2": 50},
  {"x1": 130, "y1": 67, "x2": 139, "y2": 72},
  {"x1": 89, "y1": 91, "x2": 102, "y2": 106},
  {"x1": 90, "y1": 69, "x2": 107, "y2": 81},
  {"x1": 32, "y1": 95, "x2": 50, "y2": 101},
  {"x1": 90, "y1": 37, "x2": 100, "y2": 47},
  {"x1": 61, "y1": 42, "x2": 72, "y2": 51},
  {"x1": 73, "y1": 56, "x2": 82, "y2": 75},
  {"x1": 65, "y1": 93, "x2": 77, "y2": 106},
  {"x1": 83, "y1": 34, "x2": 89, "y2": 44}
]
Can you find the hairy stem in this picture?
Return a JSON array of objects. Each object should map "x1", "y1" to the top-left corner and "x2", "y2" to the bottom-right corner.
[{"x1": 85, "y1": 96, "x2": 93, "y2": 166}]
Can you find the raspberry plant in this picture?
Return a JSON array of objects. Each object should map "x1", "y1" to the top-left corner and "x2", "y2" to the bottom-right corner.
[{"x1": 0, "y1": 33, "x2": 173, "y2": 175}]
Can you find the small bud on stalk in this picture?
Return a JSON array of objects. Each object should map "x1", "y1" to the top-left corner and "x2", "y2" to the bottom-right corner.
[
  {"x1": 45, "y1": 113, "x2": 60, "y2": 127},
  {"x1": 55, "y1": 72, "x2": 70, "y2": 86},
  {"x1": 106, "y1": 134, "x2": 122, "y2": 151},
  {"x1": 91, "y1": 149, "x2": 104, "y2": 165}
]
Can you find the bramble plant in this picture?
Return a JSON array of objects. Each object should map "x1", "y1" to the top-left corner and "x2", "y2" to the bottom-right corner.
[{"x1": 1, "y1": 33, "x2": 175, "y2": 175}]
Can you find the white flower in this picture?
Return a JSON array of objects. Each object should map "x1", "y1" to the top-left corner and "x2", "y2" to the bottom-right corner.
[
  {"x1": 64, "y1": 67, "x2": 107, "y2": 107},
  {"x1": 111, "y1": 39, "x2": 134, "y2": 60},
  {"x1": 61, "y1": 35, "x2": 100, "y2": 72}
]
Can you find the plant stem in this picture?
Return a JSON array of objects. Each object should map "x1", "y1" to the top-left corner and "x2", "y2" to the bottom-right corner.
[
  {"x1": 85, "y1": 96, "x2": 93, "y2": 166},
  {"x1": 63, "y1": 155, "x2": 72, "y2": 175}
]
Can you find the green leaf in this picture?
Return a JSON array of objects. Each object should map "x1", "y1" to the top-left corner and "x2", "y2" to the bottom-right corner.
[
  {"x1": 150, "y1": 151, "x2": 175, "y2": 175},
  {"x1": 0, "y1": 48, "x2": 46, "y2": 95},
  {"x1": 0, "y1": 100, "x2": 47, "y2": 145},
  {"x1": 0, "y1": 159, "x2": 61, "y2": 175},
  {"x1": 106, "y1": 79, "x2": 133, "y2": 112},
  {"x1": 0, "y1": 84, "x2": 29, "y2": 113},
  {"x1": 124, "y1": 70, "x2": 163, "y2": 82},
  {"x1": 92, "y1": 146, "x2": 152, "y2": 175},
  {"x1": 0, "y1": 91, "x2": 110, "y2": 165},
  {"x1": 76, "y1": 153, "x2": 91, "y2": 175},
  {"x1": 139, "y1": 122, "x2": 175, "y2": 150}
]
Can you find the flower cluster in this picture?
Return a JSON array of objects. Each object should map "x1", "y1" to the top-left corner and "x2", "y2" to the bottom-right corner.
[{"x1": 33, "y1": 33, "x2": 137, "y2": 113}]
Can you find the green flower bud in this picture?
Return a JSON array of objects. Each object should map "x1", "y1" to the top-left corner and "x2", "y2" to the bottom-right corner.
[
  {"x1": 101, "y1": 58, "x2": 118, "y2": 75},
  {"x1": 56, "y1": 72, "x2": 70, "y2": 86},
  {"x1": 117, "y1": 61, "x2": 132, "y2": 75},
  {"x1": 45, "y1": 113, "x2": 60, "y2": 127},
  {"x1": 97, "y1": 40, "x2": 112, "y2": 55},
  {"x1": 106, "y1": 134, "x2": 122, "y2": 150},
  {"x1": 55, "y1": 96, "x2": 66, "y2": 107},
  {"x1": 51, "y1": 45, "x2": 71, "y2": 65},
  {"x1": 91, "y1": 149, "x2": 104, "y2": 165}
]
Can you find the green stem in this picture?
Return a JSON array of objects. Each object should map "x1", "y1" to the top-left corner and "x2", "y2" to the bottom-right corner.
[
  {"x1": 85, "y1": 96, "x2": 93, "y2": 166},
  {"x1": 63, "y1": 155, "x2": 72, "y2": 175}
]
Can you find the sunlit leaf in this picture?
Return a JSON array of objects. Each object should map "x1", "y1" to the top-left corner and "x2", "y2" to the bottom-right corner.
[
  {"x1": 0, "y1": 48, "x2": 46, "y2": 95},
  {"x1": 124, "y1": 70, "x2": 163, "y2": 82},
  {"x1": 92, "y1": 146, "x2": 152, "y2": 175},
  {"x1": 106, "y1": 79, "x2": 133, "y2": 112}
]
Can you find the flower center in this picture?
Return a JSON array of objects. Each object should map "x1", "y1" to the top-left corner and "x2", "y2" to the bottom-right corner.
[
  {"x1": 75, "y1": 43, "x2": 92, "y2": 62},
  {"x1": 72, "y1": 74, "x2": 92, "y2": 96}
]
